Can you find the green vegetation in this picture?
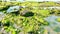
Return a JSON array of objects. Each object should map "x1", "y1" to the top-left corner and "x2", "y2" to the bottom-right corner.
[
  {"x1": 0, "y1": 1, "x2": 60, "y2": 34},
  {"x1": 56, "y1": 18, "x2": 60, "y2": 22}
]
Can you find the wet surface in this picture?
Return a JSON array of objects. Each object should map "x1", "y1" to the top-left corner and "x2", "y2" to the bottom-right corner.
[
  {"x1": 44, "y1": 15, "x2": 60, "y2": 34},
  {"x1": 0, "y1": 2, "x2": 60, "y2": 34},
  {"x1": 7, "y1": 6, "x2": 21, "y2": 13}
]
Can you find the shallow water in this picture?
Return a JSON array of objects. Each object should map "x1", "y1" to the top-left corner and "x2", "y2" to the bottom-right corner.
[
  {"x1": 45, "y1": 15, "x2": 60, "y2": 27},
  {"x1": 44, "y1": 15, "x2": 60, "y2": 34}
]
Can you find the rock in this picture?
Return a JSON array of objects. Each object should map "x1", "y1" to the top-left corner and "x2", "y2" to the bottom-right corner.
[
  {"x1": 7, "y1": 6, "x2": 22, "y2": 13},
  {"x1": 0, "y1": 12, "x2": 5, "y2": 21},
  {"x1": 20, "y1": 10, "x2": 34, "y2": 17}
]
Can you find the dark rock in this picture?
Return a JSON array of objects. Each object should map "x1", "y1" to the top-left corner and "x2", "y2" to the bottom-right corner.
[
  {"x1": 28, "y1": 31, "x2": 34, "y2": 34},
  {"x1": 3, "y1": 22, "x2": 10, "y2": 27},
  {"x1": 20, "y1": 10, "x2": 34, "y2": 17}
]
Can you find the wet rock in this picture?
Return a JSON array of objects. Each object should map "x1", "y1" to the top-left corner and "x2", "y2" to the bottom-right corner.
[
  {"x1": 7, "y1": 6, "x2": 22, "y2": 13},
  {"x1": 11, "y1": 11, "x2": 20, "y2": 16}
]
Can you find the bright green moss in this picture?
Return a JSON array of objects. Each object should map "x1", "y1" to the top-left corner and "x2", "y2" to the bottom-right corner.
[
  {"x1": 56, "y1": 18, "x2": 60, "y2": 22},
  {"x1": 39, "y1": 10, "x2": 50, "y2": 17},
  {"x1": 0, "y1": 1, "x2": 60, "y2": 34}
]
